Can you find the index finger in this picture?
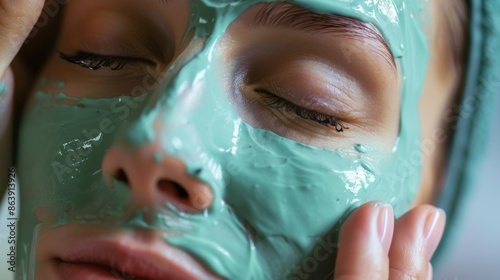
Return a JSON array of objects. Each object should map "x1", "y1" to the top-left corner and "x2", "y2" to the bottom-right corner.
[{"x1": 334, "y1": 202, "x2": 394, "y2": 280}]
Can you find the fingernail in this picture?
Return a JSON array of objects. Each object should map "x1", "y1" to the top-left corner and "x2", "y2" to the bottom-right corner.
[
  {"x1": 427, "y1": 265, "x2": 433, "y2": 280},
  {"x1": 423, "y1": 208, "x2": 446, "y2": 259},
  {"x1": 375, "y1": 202, "x2": 393, "y2": 253}
]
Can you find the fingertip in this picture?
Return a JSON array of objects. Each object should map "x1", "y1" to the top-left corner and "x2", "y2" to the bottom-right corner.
[
  {"x1": 376, "y1": 202, "x2": 394, "y2": 254},
  {"x1": 388, "y1": 205, "x2": 446, "y2": 279},
  {"x1": 334, "y1": 201, "x2": 394, "y2": 279},
  {"x1": 427, "y1": 264, "x2": 433, "y2": 280},
  {"x1": 394, "y1": 205, "x2": 446, "y2": 259},
  {"x1": 0, "y1": 0, "x2": 46, "y2": 70},
  {"x1": 423, "y1": 208, "x2": 446, "y2": 259}
]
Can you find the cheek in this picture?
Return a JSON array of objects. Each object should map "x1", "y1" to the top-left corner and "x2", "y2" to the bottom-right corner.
[
  {"x1": 17, "y1": 91, "x2": 140, "y2": 222},
  {"x1": 223, "y1": 128, "x2": 378, "y2": 238},
  {"x1": 159, "y1": 75, "x2": 413, "y2": 277}
]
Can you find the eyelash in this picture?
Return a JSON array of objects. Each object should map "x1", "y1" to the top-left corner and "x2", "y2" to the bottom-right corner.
[
  {"x1": 58, "y1": 51, "x2": 135, "y2": 71},
  {"x1": 257, "y1": 89, "x2": 349, "y2": 133},
  {"x1": 57, "y1": 52, "x2": 348, "y2": 132}
]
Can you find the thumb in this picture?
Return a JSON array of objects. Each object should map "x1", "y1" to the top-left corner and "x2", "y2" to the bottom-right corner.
[{"x1": 0, "y1": 0, "x2": 45, "y2": 78}]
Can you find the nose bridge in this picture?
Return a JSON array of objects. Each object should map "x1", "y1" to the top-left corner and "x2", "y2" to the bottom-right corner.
[
  {"x1": 102, "y1": 4, "x2": 244, "y2": 214},
  {"x1": 106, "y1": 41, "x2": 236, "y2": 214},
  {"x1": 100, "y1": 44, "x2": 222, "y2": 212},
  {"x1": 115, "y1": 2, "x2": 230, "y2": 162},
  {"x1": 121, "y1": 42, "x2": 213, "y2": 160}
]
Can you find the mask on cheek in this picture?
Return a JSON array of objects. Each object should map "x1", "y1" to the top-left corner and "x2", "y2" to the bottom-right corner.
[{"x1": 17, "y1": 0, "x2": 429, "y2": 279}]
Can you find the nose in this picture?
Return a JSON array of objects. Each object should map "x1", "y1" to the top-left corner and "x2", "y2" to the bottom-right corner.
[
  {"x1": 102, "y1": 141, "x2": 213, "y2": 213},
  {"x1": 99, "y1": 34, "x2": 217, "y2": 213}
]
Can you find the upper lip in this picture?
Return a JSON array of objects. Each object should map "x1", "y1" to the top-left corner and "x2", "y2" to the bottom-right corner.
[{"x1": 55, "y1": 235, "x2": 221, "y2": 280}]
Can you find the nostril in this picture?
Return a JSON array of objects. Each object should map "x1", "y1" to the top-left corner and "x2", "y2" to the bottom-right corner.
[
  {"x1": 158, "y1": 179, "x2": 189, "y2": 200},
  {"x1": 102, "y1": 147, "x2": 213, "y2": 212},
  {"x1": 116, "y1": 169, "x2": 129, "y2": 184},
  {"x1": 173, "y1": 182, "x2": 189, "y2": 199}
]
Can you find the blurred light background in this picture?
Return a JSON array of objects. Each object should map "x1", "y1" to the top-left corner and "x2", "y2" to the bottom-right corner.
[{"x1": 435, "y1": 92, "x2": 500, "y2": 280}]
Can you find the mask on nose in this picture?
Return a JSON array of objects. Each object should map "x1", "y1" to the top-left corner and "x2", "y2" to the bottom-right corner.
[{"x1": 17, "y1": 1, "x2": 429, "y2": 279}]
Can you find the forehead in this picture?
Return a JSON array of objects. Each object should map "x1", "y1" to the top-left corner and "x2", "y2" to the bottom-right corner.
[{"x1": 200, "y1": 0, "x2": 418, "y2": 59}]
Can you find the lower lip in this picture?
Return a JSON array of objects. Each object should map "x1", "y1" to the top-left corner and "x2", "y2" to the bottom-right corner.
[{"x1": 55, "y1": 261, "x2": 133, "y2": 280}]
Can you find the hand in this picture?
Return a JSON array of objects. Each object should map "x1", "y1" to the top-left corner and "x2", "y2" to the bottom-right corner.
[
  {"x1": 1, "y1": 0, "x2": 45, "y2": 195},
  {"x1": 334, "y1": 202, "x2": 446, "y2": 280},
  {"x1": 0, "y1": 0, "x2": 46, "y2": 78}
]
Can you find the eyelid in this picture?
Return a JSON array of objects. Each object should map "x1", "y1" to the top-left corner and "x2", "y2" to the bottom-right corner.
[
  {"x1": 257, "y1": 72, "x2": 358, "y2": 120},
  {"x1": 58, "y1": 51, "x2": 154, "y2": 71},
  {"x1": 256, "y1": 88, "x2": 349, "y2": 132}
]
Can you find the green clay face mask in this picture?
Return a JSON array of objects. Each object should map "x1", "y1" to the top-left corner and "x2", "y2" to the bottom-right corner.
[{"x1": 17, "y1": 0, "x2": 429, "y2": 279}]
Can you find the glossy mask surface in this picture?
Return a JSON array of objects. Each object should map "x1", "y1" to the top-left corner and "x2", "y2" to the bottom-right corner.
[{"x1": 17, "y1": 0, "x2": 429, "y2": 279}]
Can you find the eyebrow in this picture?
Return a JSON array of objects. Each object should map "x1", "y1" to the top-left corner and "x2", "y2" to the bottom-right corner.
[{"x1": 251, "y1": 2, "x2": 396, "y2": 71}]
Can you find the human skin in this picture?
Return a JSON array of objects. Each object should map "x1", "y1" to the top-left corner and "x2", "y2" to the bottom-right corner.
[
  {"x1": 0, "y1": 0, "x2": 45, "y2": 217},
  {"x1": 3, "y1": 0, "x2": 451, "y2": 279}
]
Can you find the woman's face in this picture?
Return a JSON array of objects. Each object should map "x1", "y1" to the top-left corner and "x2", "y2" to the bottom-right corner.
[{"x1": 18, "y1": 0, "x2": 432, "y2": 279}]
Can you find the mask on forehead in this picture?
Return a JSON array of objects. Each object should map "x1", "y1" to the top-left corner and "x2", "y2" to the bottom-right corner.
[{"x1": 17, "y1": 0, "x2": 429, "y2": 279}]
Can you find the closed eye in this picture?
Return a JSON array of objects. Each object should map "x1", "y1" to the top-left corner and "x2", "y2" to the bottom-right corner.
[
  {"x1": 58, "y1": 51, "x2": 151, "y2": 71},
  {"x1": 256, "y1": 89, "x2": 349, "y2": 133}
]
